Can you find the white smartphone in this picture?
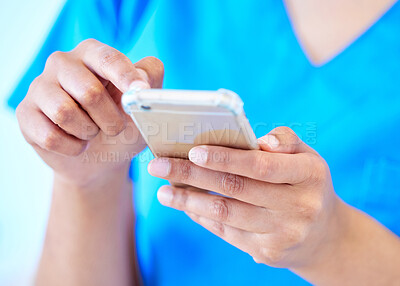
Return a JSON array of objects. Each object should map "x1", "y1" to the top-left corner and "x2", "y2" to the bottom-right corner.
[{"x1": 122, "y1": 88, "x2": 259, "y2": 159}]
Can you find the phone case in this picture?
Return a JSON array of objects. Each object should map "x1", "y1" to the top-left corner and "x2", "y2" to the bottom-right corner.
[{"x1": 122, "y1": 88, "x2": 259, "y2": 159}]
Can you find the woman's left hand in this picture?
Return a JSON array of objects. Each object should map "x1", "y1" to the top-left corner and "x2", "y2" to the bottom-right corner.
[{"x1": 148, "y1": 126, "x2": 344, "y2": 268}]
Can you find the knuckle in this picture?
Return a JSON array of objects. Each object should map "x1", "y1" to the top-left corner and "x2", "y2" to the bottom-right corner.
[
  {"x1": 256, "y1": 247, "x2": 271, "y2": 265},
  {"x1": 252, "y1": 256, "x2": 264, "y2": 264},
  {"x1": 103, "y1": 117, "x2": 126, "y2": 137},
  {"x1": 78, "y1": 38, "x2": 98, "y2": 49},
  {"x1": 73, "y1": 39, "x2": 98, "y2": 54},
  {"x1": 115, "y1": 68, "x2": 135, "y2": 86},
  {"x1": 144, "y1": 56, "x2": 164, "y2": 70},
  {"x1": 209, "y1": 199, "x2": 229, "y2": 222},
  {"x1": 71, "y1": 141, "x2": 87, "y2": 156},
  {"x1": 28, "y1": 75, "x2": 44, "y2": 94},
  {"x1": 317, "y1": 158, "x2": 330, "y2": 181},
  {"x1": 211, "y1": 220, "x2": 225, "y2": 236},
  {"x1": 80, "y1": 84, "x2": 104, "y2": 106},
  {"x1": 282, "y1": 226, "x2": 306, "y2": 246},
  {"x1": 307, "y1": 155, "x2": 329, "y2": 185},
  {"x1": 274, "y1": 126, "x2": 295, "y2": 136},
  {"x1": 99, "y1": 48, "x2": 126, "y2": 70},
  {"x1": 213, "y1": 150, "x2": 230, "y2": 165},
  {"x1": 42, "y1": 129, "x2": 61, "y2": 151},
  {"x1": 177, "y1": 160, "x2": 193, "y2": 182},
  {"x1": 110, "y1": 118, "x2": 126, "y2": 136},
  {"x1": 116, "y1": 118, "x2": 127, "y2": 133},
  {"x1": 253, "y1": 154, "x2": 275, "y2": 179},
  {"x1": 302, "y1": 200, "x2": 323, "y2": 222},
  {"x1": 277, "y1": 138, "x2": 297, "y2": 154},
  {"x1": 83, "y1": 124, "x2": 100, "y2": 140},
  {"x1": 259, "y1": 247, "x2": 285, "y2": 267},
  {"x1": 16, "y1": 101, "x2": 36, "y2": 146},
  {"x1": 54, "y1": 102, "x2": 76, "y2": 125},
  {"x1": 173, "y1": 188, "x2": 189, "y2": 209},
  {"x1": 295, "y1": 195, "x2": 323, "y2": 223},
  {"x1": 46, "y1": 51, "x2": 68, "y2": 67},
  {"x1": 145, "y1": 56, "x2": 164, "y2": 76},
  {"x1": 219, "y1": 173, "x2": 245, "y2": 196},
  {"x1": 274, "y1": 127, "x2": 300, "y2": 151},
  {"x1": 136, "y1": 56, "x2": 165, "y2": 88},
  {"x1": 15, "y1": 101, "x2": 25, "y2": 121},
  {"x1": 285, "y1": 135, "x2": 300, "y2": 151}
]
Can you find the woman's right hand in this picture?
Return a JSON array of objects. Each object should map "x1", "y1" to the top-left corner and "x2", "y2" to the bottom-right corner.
[{"x1": 16, "y1": 39, "x2": 164, "y2": 188}]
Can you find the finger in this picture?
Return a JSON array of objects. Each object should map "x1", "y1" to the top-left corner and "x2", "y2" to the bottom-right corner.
[
  {"x1": 157, "y1": 185, "x2": 274, "y2": 233},
  {"x1": 184, "y1": 211, "x2": 263, "y2": 261},
  {"x1": 148, "y1": 158, "x2": 293, "y2": 207},
  {"x1": 134, "y1": 56, "x2": 164, "y2": 88},
  {"x1": 17, "y1": 104, "x2": 87, "y2": 156},
  {"x1": 34, "y1": 81, "x2": 99, "y2": 140},
  {"x1": 76, "y1": 39, "x2": 152, "y2": 92},
  {"x1": 55, "y1": 58, "x2": 127, "y2": 136},
  {"x1": 257, "y1": 126, "x2": 318, "y2": 154},
  {"x1": 188, "y1": 146, "x2": 318, "y2": 184}
]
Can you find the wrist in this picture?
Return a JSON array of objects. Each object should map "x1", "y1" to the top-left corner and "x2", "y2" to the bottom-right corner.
[
  {"x1": 53, "y1": 163, "x2": 132, "y2": 209},
  {"x1": 54, "y1": 161, "x2": 131, "y2": 192},
  {"x1": 39, "y1": 163, "x2": 136, "y2": 286}
]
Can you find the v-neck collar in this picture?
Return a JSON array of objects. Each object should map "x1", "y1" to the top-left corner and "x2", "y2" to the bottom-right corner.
[{"x1": 283, "y1": 1, "x2": 399, "y2": 68}]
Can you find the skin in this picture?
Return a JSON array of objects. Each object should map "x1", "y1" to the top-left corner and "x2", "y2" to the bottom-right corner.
[
  {"x1": 16, "y1": 1, "x2": 400, "y2": 285},
  {"x1": 148, "y1": 127, "x2": 400, "y2": 285},
  {"x1": 284, "y1": 0, "x2": 398, "y2": 65},
  {"x1": 17, "y1": 39, "x2": 164, "y2": 285}
]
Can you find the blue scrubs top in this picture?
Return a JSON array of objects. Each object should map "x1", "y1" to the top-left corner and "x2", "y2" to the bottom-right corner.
[{"x1": 9, "y1": 1, "x2": 400, "y2": 285}]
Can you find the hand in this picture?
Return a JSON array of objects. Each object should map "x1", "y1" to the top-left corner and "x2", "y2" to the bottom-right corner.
[
  {"x1": 148, "y1": 126, "x2": 343, "y2": 268},
  {"x1": 17, "y1": 39, "x2": 164, "y2": 188}
]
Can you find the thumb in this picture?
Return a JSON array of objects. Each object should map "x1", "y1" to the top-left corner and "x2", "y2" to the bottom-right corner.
[{"x1": 257, "y1": 126, "x2": 318, "y2": 155}]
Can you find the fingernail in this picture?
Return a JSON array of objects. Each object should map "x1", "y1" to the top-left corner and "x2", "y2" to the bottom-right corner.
[
  {"x1": 128, "y1": 80, "x2": 150, "y2": 91},
  {"x1": 148, "y1": 158, "x2": 171, "y2": 177},
  {"x1": 188, "y1": 146, "x2": 208, "y2": 165},
  {"x1": 263, "y1": 135, "x2": 280, "y2": 149},
  {"x1": 158, "y1": 186, "x2": 173, "y2": 205}
]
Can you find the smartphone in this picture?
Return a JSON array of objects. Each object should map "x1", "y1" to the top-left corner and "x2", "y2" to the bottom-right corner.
[{"x1": 122, "y1": 88, "x2": 258, "y2": 159}]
